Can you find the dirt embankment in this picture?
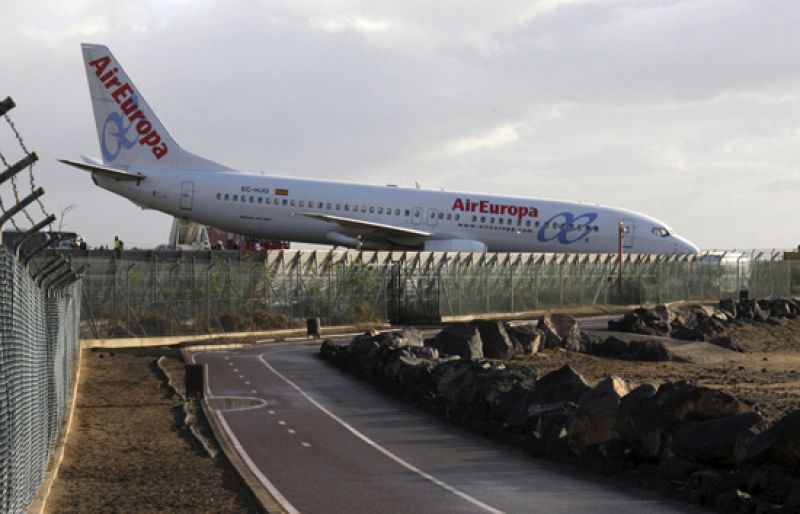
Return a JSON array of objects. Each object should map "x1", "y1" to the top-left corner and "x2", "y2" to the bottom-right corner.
[
  {"x1": 519, "y1": 317, "x2": 800, "y2": 424},
  {"x1": 46, "y1": 349, "x2": 261, "y2": 513}
]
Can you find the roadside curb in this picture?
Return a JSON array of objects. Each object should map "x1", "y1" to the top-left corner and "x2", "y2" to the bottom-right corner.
[
  {"x1": 80, "y1": 323, "x2": 391, "y2": 349},
  {"x1": 28, "y1": 349, "x2": 82, "y2": 514},
  {"x1": 199, "y1": 399, "x2": 286, "y2": 514}
]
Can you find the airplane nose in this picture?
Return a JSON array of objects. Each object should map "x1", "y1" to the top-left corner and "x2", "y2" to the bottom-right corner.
[{"x1": 674, "y1": 235, "x2": 699, "y2": 253}]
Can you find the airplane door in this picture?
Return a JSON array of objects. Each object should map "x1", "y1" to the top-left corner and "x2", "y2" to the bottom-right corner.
[
  {"x1": 411, "y1": 207, "x2": 422, "y2": 225},
  {"x1": 426, "y1": 208, "x2": 438, "y2": 226},
  {"x1": 621, "y1": 218, "x2": 634, "y2": 248},
  {"x1": 180, "y1": 181, "x2": 194, "y2": 211}
]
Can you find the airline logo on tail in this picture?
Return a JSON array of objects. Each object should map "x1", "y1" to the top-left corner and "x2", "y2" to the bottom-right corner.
[{"x1": 87, "y1": 55, "x2": 169, "y2": 161}]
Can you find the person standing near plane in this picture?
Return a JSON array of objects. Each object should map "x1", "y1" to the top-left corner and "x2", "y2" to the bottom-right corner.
[{"x1": 114, "y1": 235, "x2": 124, "y2": 256}]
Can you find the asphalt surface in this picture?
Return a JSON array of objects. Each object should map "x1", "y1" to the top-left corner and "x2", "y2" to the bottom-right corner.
[{"x1": 194, "y1": 343, "x2": 696, "y2": 514}]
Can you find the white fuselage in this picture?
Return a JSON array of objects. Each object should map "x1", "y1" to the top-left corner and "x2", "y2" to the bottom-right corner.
[{"x1": 95, "y1": 167, "x2": 698, "y2": 254}]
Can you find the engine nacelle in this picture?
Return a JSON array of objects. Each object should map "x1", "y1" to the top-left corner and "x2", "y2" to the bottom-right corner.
[{"x1": 423, "y1": 239, "x2": 487, "y2": 253}]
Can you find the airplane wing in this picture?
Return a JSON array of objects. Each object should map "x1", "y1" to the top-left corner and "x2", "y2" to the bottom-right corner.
[
  {"x1": 297, "y1": 212, "x2": 433, "y2": 238},
  {"x1": 58, "y1": 158, "x2": 146, "y2": 181}
]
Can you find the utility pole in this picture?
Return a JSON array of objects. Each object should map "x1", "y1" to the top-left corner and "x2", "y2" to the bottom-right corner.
[{"x1": 617, "y1": 221, "x2": 625, "y2": 297}]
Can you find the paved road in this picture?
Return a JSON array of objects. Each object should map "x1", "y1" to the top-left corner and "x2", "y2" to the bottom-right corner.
[{"x1": 194, "y1": 344, "x2": 694, "y2": 514}]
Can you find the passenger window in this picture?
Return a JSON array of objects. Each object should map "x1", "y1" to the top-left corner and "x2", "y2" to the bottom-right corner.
[
  {"x1": 326, "y1": 202, "x2": 332, "y2": 209},
  {"x1": 526, "y1": 220, "x2": 531, "y2": 227},
  {"x1": 336, "y1": 203, "x2": 341, "y2": 210},
  {"x1": 370, "y1": 207, "x2": 375, "y2": 213},
  {"x1": 361, "y1": 206, "x2": 367, "y2": 212},
  {"x1": 290, "y1": 200, "x2": 296, "y2": 207},
  {"x1": 455, "y1": 214, "x2": 460, "y2": 221},
  {"x1": 258, "y1": 197, "x2": 263, "y2": 204},
  {"x1": 593, "y1": 226, "x2": 599, "y2": 232},
  {"x1": 395, "y1": 208, "x2": 400, "y2": 216},
  {"x1": 224, "y1": 194, "x2": 229, "y2": 201},
  {"x1": 317, "y1": 202, "x2": 323, "y2": 209},
  {"x1": 404, "y1": 209, "x2": 410, "y2": 216},
  {"x1": 378, "y1": 207, "x2": 383, "y2": 214},
  {"x1": 282, "y1": 199, "x2": 288, "y2": 206},
  {"x1": 216, "y1": 193, "x2": 221, "y2": 200},
  {"x1": 471, "y1": 215, "x2": 476, "y2": 222},
  {"x1": 249, "y1": 196, "x2": 254, "y2": 203},
  {"x1": 344, "y1": 205, "x2": 350, "y2": 211},
  {"x1": 241, "y1": 196, "x2": 246, "y2": 202},
  {"x1": 480, "y1": 216, "x2": 486, "y2": 223},
  {"x1": 233, "y1": 194, "x2": 238, "y2": 201},
  {"x1": 438, "y1": 212, "x2": 444, "y2": 220},
  {"x1": 299, "y1": 200, "x2": 304, "y2": 207}
]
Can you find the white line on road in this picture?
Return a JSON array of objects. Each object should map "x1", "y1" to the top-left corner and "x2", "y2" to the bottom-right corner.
[
  {"x1": 251, "y1": 389, "x2": 258, "y2": 394},
  {"x1": 287, "y1": 429, "x2": 296, "y2": 435},
  {"x1": 233, "y1": 368, "x2": 239, "y2": 372},
  {"x1": 301, "y1": 442, "x2": 311, "y2": 448},
  {"x1": 258, "y1": 352, "x2": 505, "y2": 514},
  {"x1": 191, "y1": 353, "x2": 299, "y2": 514},
  {"x1": 268, "y1": 410, "x2": 275, "y2": 415},
  {"x1": 216, "y1": 413, "x2": 301, "y2": 514},
  {"x1": 239, "y1": 374, "x2": 245, "y2": 378},
  {"x1": 278, "y1": 420, "x2": 287, "y2": 426},
  {"x1": 245, "y1": 381, "x2": 251, "y2": 385}
]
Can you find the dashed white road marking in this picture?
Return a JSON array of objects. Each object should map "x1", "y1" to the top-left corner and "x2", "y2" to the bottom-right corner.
[
  {"x1": 287, "y1": 429, "x2": 296, "y2": 435},
  {"x1": 233, "y1": 368, "x2": 239, "y2": 372},
  {"x1": 224, "y1": 356, "x2": 229, "y2": 360},
  {"x1": 239, "y1": 374, "x2": 245, "y2": 378},
  {"x1": 278, "y1": 420, "x2": 287, "y2": 426},
  {"x1": 301, "y1": 442, "x2": 311, "y2": 448},
  {"x1": 258, "y1": 351, "x2": 504, "y2": 514},
  {"x1": 245, "y1": 381, "x2": 251, "y2": 385},
  {"x1": 251, "y1": 389, "x2": 258, "y2": 394},
  {"x1": 268, "y1": 410, "x2": 275, "y2": 415},
  {"x1": 227, "y1": 361, "x2": 234, "y2": 366}
]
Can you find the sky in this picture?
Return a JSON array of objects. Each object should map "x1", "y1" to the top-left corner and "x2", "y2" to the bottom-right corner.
[{"x1": 1, "y1": 0, "x2": 799, "y2": 250}]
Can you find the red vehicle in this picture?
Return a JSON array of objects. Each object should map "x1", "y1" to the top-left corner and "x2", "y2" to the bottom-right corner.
[{"x1": 206, "y1": 227, "x2": 289, "y2": 251}]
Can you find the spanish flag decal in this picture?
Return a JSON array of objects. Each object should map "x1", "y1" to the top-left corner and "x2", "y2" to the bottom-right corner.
[{"x1": 275, "y1": 188, "x2": 289, "y2": 196}]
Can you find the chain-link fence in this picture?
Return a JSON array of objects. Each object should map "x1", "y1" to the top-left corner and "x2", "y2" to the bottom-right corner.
[
  {"x1": 72, "y1": 249, "x2": 393, "y2": 338},
  {"x1": 71, "y1": 248, "x2": 800, "y2": 337},
  {"x1": 0, "y1": 247, "x2": 80, "y2": 513}
]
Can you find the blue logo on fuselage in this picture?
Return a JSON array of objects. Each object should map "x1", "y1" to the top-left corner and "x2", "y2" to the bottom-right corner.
[{"x1": 537, "y1": 212, "x2": 599, "y2": 244}]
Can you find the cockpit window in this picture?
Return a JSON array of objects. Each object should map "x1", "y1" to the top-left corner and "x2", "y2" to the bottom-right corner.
[{"x1": 651, "y1": 227, "x2": 670, "y2": 237}]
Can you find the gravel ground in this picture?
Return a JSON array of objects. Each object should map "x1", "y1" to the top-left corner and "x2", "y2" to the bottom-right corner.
[{"x1": 45, "y1": 348, "x2": 262, "y2": 513}]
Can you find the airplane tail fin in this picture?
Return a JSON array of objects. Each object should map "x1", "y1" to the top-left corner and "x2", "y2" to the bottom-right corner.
[{"x1": 81, "y1": 43, "x2": 229, "y2": 171}]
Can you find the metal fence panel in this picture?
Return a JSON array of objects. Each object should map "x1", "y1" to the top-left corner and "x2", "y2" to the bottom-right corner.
[
  {"x1": 0, "y1": 248, "x2": 80, "y2": 513},
  {"x1": 71, "y1": 249, "x2": 799, "y2": 336}
]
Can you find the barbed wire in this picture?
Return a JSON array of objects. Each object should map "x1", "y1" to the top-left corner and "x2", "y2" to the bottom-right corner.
[
  {"x1": 4, "y1": 113, "x2": 51, "y2": 224},
  {"x1": 0, "y1": 147, "x2": 22, "y2": 231},
  {"x1": 0, "y1": 107, "x2": 55, "y2": 235}
]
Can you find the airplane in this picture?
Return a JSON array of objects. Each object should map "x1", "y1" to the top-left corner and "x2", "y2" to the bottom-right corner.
[{"x1": 61, "y1": 44, "x2": 699, "y2": 254}]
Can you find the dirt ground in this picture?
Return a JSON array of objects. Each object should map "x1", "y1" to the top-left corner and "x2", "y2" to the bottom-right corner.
[
  {"x1": 518, "y1": 317, "x2": 800, "y2": 424},
  {"x1": 46, "y1": 348, "x2": 262, "y2": 513}
]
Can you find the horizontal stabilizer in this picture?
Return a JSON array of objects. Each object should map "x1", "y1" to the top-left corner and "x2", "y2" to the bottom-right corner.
[
  {"x1": 58, "y1": 158, "x2": 145, "y2": 181},
  {"x1": 298, "y1": 212, "x2": 433, "y2": 238}
]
